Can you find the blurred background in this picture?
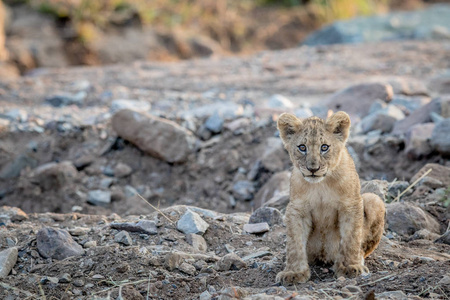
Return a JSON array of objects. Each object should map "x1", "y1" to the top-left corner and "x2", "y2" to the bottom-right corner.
[{"x1": 1, "y1": 0, "x2": 449, "y2": 78}]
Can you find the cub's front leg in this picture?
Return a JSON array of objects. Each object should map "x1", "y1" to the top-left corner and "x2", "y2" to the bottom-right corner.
[
  {"x1": 276, "y1": 204, "x2": 311, "y2": 284},
  {"x1": 334, "y1": 202, "x2": 368, "y2": 277}
]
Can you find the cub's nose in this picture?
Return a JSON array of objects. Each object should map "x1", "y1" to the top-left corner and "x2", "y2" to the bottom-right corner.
[{"x1": 307, "y1": 166, "x2": 320, "y2": 173}]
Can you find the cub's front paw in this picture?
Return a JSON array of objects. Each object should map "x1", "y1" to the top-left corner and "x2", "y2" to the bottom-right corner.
[
  {"x1": 276, "y1": 268, "x2": 311, "y2": 285},
  {"x1": 335, "y1": 264, "x2": 369, "y2": 278}
]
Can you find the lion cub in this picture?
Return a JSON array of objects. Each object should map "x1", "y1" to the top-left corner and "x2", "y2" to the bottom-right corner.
[{"x1": 276, "y1": 111, "x2": 385, "y2": 284}]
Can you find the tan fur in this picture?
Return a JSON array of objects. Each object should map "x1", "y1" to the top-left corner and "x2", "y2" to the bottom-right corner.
[{"x1": 276, "y1": 111, "x2": 385, "y2": 284}]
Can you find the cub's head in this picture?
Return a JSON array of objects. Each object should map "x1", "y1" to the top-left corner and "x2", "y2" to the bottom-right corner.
[{"x1": 277, "y1": 111, "x2": 351, "y2": 183}]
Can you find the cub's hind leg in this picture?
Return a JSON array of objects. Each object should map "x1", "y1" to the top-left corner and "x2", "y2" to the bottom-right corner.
[{"x1": 361, "y1": 193, "x2": 385, "y2": 258}]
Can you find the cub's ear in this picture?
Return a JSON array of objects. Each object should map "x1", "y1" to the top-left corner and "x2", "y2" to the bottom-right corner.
[
  {"x1": 326, "y1": 111, "x2": 351, "y2": 143},
  {"x1": 277, "y1": 113, "x2": 302, "y2": 145}
]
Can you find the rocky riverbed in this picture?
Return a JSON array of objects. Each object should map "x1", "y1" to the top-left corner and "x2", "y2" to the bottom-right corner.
[{"x1": 0, "y1": 40, "x2": 449, "y2": 299}]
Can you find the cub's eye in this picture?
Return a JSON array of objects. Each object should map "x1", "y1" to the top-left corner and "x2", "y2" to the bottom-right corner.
[
  {"x1": 298, "y1": 144, "x2": 307, "y2": 153},
  {"x1": 321, "y1": 144, "x2": 329, "y2": 152}
]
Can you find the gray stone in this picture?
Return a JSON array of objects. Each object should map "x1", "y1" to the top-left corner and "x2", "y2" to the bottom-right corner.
[
  {"x1": 359, "y1": 105, "x2": 405, "y2": 134},
  {"x1": 430, "y1": 118, "x2": 450, "y2": 155},
  {"x1": 410, "y1": 229, "x2": 441, "y2": 241},
  {"x1": 294, "y1": 108, "x2": 314, "y2": 119},
  {"x1": 30, "y1": 161, "x2": 78, "y2": 191},
  {"x1": 309, "y1": 105, "x2": 329, "y2": 119},
  {"x1": 232, "y1": 180, "x2": 255, "y2": 201},
  {"x1": 368, "y1": 99, "x2": 387, "y2": 115},
  {"x1": 249, "y1": 207, "x2": 283, "y2": 227},
  {"x1": 376, "y1": 291, "x2": 408, "y2": 300},
  {"x1": 186, "y1": 233, "x2": 207, "y2": 252},
  {"x1": 181, "y1": 102, "x2": 243, "y2": 120},
  {"x1": 419, "y1": 176, "x2": 445, "y2": 189},
  {"x1": 254, "y1": 171, "x2": 290, "y2": 209},
  {"x1": 267, "y1": 94, "x2": 294, "y2": 109},
  {"x1": 0, "y1": 206, "x2": 28, "y2": 222},
  {"x1": 0, "y1": 247, "x2": 18, "y2": 278},
  {"x1": 124, "y1": 185, "x2": 138, "y2": 198},
  {"x1": 58, "y1": 273, "x2": 72, "y2": 283},
  {"x1": 3, "y1": 108, "x2": 28, "y2": 122},
  {"x1": 386, "y1": 202, "x2": 441, "y2": 237},
  {"x1": 87, "y1": 190, "x2": 111, "y2": 206},
  {"x1": 46, "y1": 91, "x2": 86, "y2": 107},
  {"x1": 303, "y1": 5, "x2": 450, "y2": 46},
  {"x1": 37, "y1": 228, "x2": 84, "y2": 260},
  {"x1": 405, "y1": 123, "x2": 435, "y2": 159},
  {"x1": 110, "y1": 99, "x2": 151, "y2": 113},
  {"x1": 216, "y1": 253, "x2": 246, "y2": 271},
  {"x1": 178, "y1": 262, "x2": 196, "y2": 275},
  {"x1": 199, "y1": 290, "x2": 212, "y2": 300},
  {"x1": 177, "y1": 209, "x2": 209, "y2": 235},
  {"x1": 110, "y1": 220, "x2": 158, "y2": 235},
  {"x1": 114, "y1": 230, "x2": 133, "y2": 246},
  {"x1": 428, "y1": 73, "x2": 450, "y2": 95},
  {"x1": 204, "y1": 112, "x2": 224, "y2": 134},
  {"x1": 322, "y1": 82, "x2": 393, "y2": 119},
  {"x1": 411, "y1": 163, "x2": 450, "y2": 187},
  {"x1": 243, "y1": 222, "x2": 270, "y2": 234},
  {"x1": 387, "y1": 181, "x2": 411, "y2": 200},
  {"x1": 112, "y1": 109, "x2": 197, "y2": 163},
  {"x1": 113, "y1": 162, "x2": 132, "y2": 177},
  {"x1": 391, "y1": 96, "x2": 430, "y2": 114}
]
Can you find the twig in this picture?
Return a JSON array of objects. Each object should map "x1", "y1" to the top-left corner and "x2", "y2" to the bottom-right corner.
[
  {"x1": 392, "y1": 169, "x2": 432, "y2": 202},
  {"x1": 91, "y1": 279, "x2": 148, "y2": 295},
  {"x1": 136, "y1": 193, "x2": 174, "y2": 224},
  {"x1": 360, "y1": 274, "x2": 396, "y2": 287}
]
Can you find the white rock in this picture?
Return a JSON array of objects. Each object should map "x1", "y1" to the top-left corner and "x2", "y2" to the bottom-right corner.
[{"x1": 177, "y1": 210, "x2": 209, "y2": 235}]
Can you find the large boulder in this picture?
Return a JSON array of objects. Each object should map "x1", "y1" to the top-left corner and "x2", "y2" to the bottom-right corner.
[
  {"x1": 392, "y1": 98, "x2": 441, "y2": 134},
  {"x1": 404, "y1": 123, "x2": 435, "y2": 159},
  {"x1": 322, "y1": 83, "x2": 393, "y2": 119},
  {"x1": 411, "y1": 163, "x2": 450, "y2": 187},
  {"x1": 386, "y1": 202, "x2": 441, "y2": 237},
  {"x1": 254, "y1": 171, "x2": 290, "y2": 209},
  {"x1": 112, "y1": 109, "x2": 197, "y2": 163}
]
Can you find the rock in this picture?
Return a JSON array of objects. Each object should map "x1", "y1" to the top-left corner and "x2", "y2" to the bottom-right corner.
[
  {"x1": 181, "y1": 102, "x2": 243, "y2": 120},
  {"x1": 87, "y1": 190, "x2": 111, "y2": 206},
  {"x1": 254, "y1": 171, "x2": 290, "y2": 208},
  {"x1": 322, "y1": 83, "x2": 393, "y2": 119},
  {"x1": 376, "y1": 290, "x2": 408, "y2": 300},
  {"x1": 29, "y1": 161, "x2": 78, "y2": 191},
  {"x1": 83, "y1": 241, "x2": 97, "y2": 248},
  {"x1": 58, "y1": 273, "x2": 72, "y2": 283},
  {"x1": 179, "y1": 262, "x2": 196, "y2": 275},
  {"x1": 438, "y1": 275, "x2": 450, "y2": 285},
  {"x1": 359, "y1": 105, "x2": 405, "y2": 134},
  {"x1": 36, "y1": 228, "x2": 84, "y2": 260},
  {"x1": 404, "y1": 123, "x2": 435, "y2": 159},
  {"x1": 264, "y1": 194, "x2": 290, "y2": 211},
  {"x1": 303, "y1": 5, "x2": 450, "y2": 46},
  {"x1": 411, "y1": 163, "x2": 450, "y2": 186},
  {"x1": 245, "y1": 294, "x2": 285, "y2": 300},
  {"x1": 112, "y1": 109, "x2": 197, "y2": 163},
  {"x1": 3, "y1": 108, "x2": 28, "y2": 122},
  {"x1": 177, "y1": 209, "x2": 209, "y2": 235},
  {"x1": 114, "y1": 230, "x2": 133, "y2": 246},
  {"x1": 0, "y1": 206, "x2": 28, "y2": 222},
  {"x1": 385, "y1": 202, "x2": 441, "y2": 237},
  {"x1": 232, "y1": 180, "x2": 255, "y2": 201},
  {"x1": 441, "y1": 97, "x2": 450, "y2": 118},
  {"x1": 361, "y1": 180, "x2": 388, "y2": 201},
  {"x1": 260, "y1": 137, "x2": 286, "y2": 173},
  {"x1": 391, "y1": 96, "x2": 430, "y2": 114},
  {"x1": 68, "y1": 227, "x2": 90, "y2": 236},
  {"x1": 216, "y1": 253, "x2": 247, "y2": 271},
  {"x1": 243, "y1": 222, "x2": 270, "y2": 234},
  {"x1": 110, "y1": 99, "x2": 151, "y2": 113},
  {"x1": 387, "y1": 181, "x2": 411, "y2": 200},
  {"x1": 419, "y1": 176, "x2": 445, "y2": 189},
  {"x1": 186, "y1": 233, "x2": 207, "y2": 252},
  {"x1": 435, "y1": 231, "x2": 450, "y2": 245},
  {"x1": 343, "y1": 285, "x2": 362, "y2": 294},
  {"x1": 249, "y1": 207, "x2": 283, "y2": 227},
  {"x1": 45, "y1": 91, "x2": 86, "y2": 107},
  {"x1": 113, "y1": 162, "x2": 133, "y2": 177},
  {"x1": 200, "y1": 290, "x2": 212, "y2": 300},
  {"x1": 392, "y1": 98, "x2": 441, "y2": 134},
  {"x1": 224, "y1": 118, "x2": 251, "y2": 134},
  {"x1": 410, "y1": 229, "x2": 441, "y2": 241},
  {"x1": 267, "y1": 94, "x2": 294, "y2": 109},
  {"x1": 428, "y1": 74, "x2": 450, "y2": 95},
  {"x1": 294, "y1": 108, "x2": 314, "y2": 119},
  {"x1": 430, "y1": 118, "x2": 450, "y2": 156},
  {"x1": 204, "y1": 112, "x2": 224, "y2": 134},
  {"x1": 0, "y1": 247, "x2": 18, "y2": 278},
  {"x1": 110, "y1": 220, "x2": 158, "y2": 235}
]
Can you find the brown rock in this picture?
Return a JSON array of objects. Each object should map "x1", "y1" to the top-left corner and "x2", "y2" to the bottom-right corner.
[
  {"x1": 386, "y1": 202, "x2": 440, "y2": 237},
  {"x1": 0, "y1": 206, "x2": 28, "y2": 222},
  {"x1": 36, "y1": 228, "x2": 85, "y2": 260},
  {"x1": 216, "y1": 253, "x2": 246, "y2": 271},
  {"x1": 323, "y1": 83, "x2": 393, "y2": 118},
  {"x1": 112, "y1": 109, "x2": 197, "y2": 163},
  {"x1": 392, "y1": 98, "x2": 441, "y2": 134},
  {"x1": 411, "y1": 163, "x2": 450, "y2": 186}
]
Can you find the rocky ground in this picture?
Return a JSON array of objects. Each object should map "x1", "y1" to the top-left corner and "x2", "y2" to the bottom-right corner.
[{"x1": 0, "y1": 40, "x2": 449, "y2": 299}]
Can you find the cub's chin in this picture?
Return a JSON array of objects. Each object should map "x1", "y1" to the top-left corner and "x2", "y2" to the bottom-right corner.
[{"x1": 303, "y1": 176, "x2": 325, "y2": 183}]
